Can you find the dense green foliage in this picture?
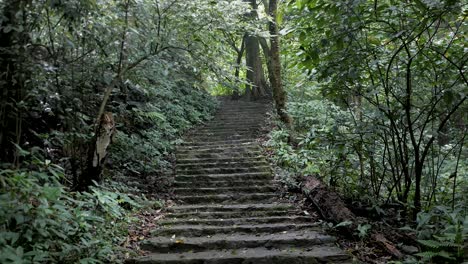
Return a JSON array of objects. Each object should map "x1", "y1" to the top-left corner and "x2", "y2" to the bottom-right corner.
[
  {"x1": 0, "y1": 153, "x2": 153, "y2": 263},
  {"x1": 267, "y1": 0, "x2": 467, "y2": 261},
  {"x1": 274, "y1": 0, "x2": 467, "y2": 214},
  {"x1": 1, "y1": 0, "x2": 466, "y2": 262},
  {"x1": 0, "y1": 0, "x2": 248, "y2": 262}
]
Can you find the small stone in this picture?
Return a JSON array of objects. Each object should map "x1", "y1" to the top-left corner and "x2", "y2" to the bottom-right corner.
[{"x1": 401, "y1": 245, "x2": 419, "y2": 254}]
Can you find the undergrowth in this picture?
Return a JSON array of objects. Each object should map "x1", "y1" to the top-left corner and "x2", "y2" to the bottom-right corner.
[
  {"x1": 267, "y1": 83, "x2": 467, "y2": 263},
  {"x1": 0, "y1": 150, "x2": 159, "y2": 263}
]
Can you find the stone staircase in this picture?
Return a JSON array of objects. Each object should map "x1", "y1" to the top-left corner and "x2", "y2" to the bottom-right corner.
[{"x1": 132, "y1": 99, "x2": 352, "y2": 263}]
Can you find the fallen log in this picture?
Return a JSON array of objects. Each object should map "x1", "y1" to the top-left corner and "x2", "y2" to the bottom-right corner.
[
  {"x1": 302, "y1": 175, "x2": 403, "y2": 259},
  {"x1": 302, "y1": 176, "x2": 356, "y2": 224}
]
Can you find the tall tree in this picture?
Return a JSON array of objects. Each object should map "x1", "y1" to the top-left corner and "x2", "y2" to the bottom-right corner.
[
  {"x1": 267, "y1": 0, "x2": 291, "y2": 125},
  {"x1": 244, "y1": 0, "x2": 268, "y2": 100}
]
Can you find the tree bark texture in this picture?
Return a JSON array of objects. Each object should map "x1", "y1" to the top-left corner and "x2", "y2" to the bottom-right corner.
[
  {"x1": 268, "y1": 0, "x2": 292, "y2": 125},
  {"x1": 77, "y1": 112, "x2": 116, "y2": 191},
  {"x1": 244, "y1": 0, "x2": 268, "y2": 100}
]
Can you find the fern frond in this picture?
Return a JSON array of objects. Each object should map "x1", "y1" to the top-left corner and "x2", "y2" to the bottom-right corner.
[
  {"x1": 415, "y1": 250, "x2": 455, "y2": 260},
  {"x1": 418, "y1": 239, "x2": 442, "y2": 248}
]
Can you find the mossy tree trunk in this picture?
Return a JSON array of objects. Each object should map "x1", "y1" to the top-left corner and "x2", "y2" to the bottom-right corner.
[
  {"x1": 268, "y1": 0, "x2": 292, "y2": 125},
  {"x1": 244, "y1": 0, "x2": 268, "y2": 100}
]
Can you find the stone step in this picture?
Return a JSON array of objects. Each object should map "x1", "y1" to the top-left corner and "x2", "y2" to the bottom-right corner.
[
  {"x1": 153, "y1": 222, "x2": 321, "y2": 236},
  {"x1": 173, "y1": 180, "x2": 272, "y2": 188},
  {"x1": 214, "y1": 105, "x2": 269, "y2": 109},
  {"x1": 166, "y1": 209, "x2": 301, "y2": 220},
  {"x1": 213, "y1": 110, "x2": 268, "y2": 114},
  {"x1": 179, "y1": 139, "x2": 256, "y2": 147},
  {"x1": 175, "y1": 160, "x2": 268, "y2": 169},
  {"x1": 173, "y1": 185, "x2": 276, "y2": 195},
  {"x1": 141, "y1": 230, "x2": 335, "y2": 254},
  {"x1": 131, "y1": 246, "x2": 351, "y2": 264},
  {"x1": 194, "y1": 126, "x2": 260, "y2": 131},
  {"x1": 175, "y1": 172, "x2": 272, "y2": 182},
  {"x1": 187, "y1": 135, "x2": 254, "y2": 142},
  {"x1": 166, "y1": 203, "x2": 293, "y2": 213},
  {"x1": 177, "y1": 157, "x2": 265, "y2": 164},
  {"x1": 215, "y1": 104, "x2": 269, "y2": 108},
  {"x1": 178, "y1": 141, "x2": 258, "y2": 149},
  {"x1": 196, "y1": 124, "x2": 260, "y2": 129},
  {"x1": 213, "y1": 109, "x2": 269, "y2": 113},
  {"x1": 199, "y1": 124, "x2": 263, "y2": 130},
  {"x1": 159, "y1": 216, "x2": 311, "y2": 227},
  {"x1": 176, "y1": 151, "x2": 263, "y2": 159},
  {"x1": 177, "y1": 193, "x2": 277, "y2": 204},
  {"x1": 176, "y1": 146, "x2": 261, "y2": 154},
  {"x1": 212, "y1": 114, "x2": 267, "y2": 117},
  {"x1": 189, "y1": 131, "x2": 256, "y2": 136},
  {"x1": 176, "y1": 166, "x2": 271, "y2": 175}
]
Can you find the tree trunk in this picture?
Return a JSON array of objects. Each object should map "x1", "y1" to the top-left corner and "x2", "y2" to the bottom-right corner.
[
  {"x1": 244, "y1": 0, "x2": 268, "y2": 100},
  {"x1": 232, "y1": 37, "x2": 245, "y2": 99},
  {"x1": 268, "y1": 0, "x2": 292, "y2": 125},
  {"x1": 77, "y1": 112, "x2": 116, "y2": 191}
]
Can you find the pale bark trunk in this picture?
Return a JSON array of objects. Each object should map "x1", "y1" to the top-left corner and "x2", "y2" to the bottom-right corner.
[
  {"x1": 244, "y1": 0, "x2": 268, "y2": 100},
  {"x1": 268, "y1": 0, "x2": 292, "y2": 125}
]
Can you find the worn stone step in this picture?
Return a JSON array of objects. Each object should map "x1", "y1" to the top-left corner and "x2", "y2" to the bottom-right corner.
[
  {"x1": 153, "y1": 222, "x2": 321, "y2": 236},
  {"x1": 173, "y1": 186, "x2": 276, "y2": 195},
  {"x1": 176, "y1": 146, "x2": 261, "y2": 154},
  {"x1": 176, "y1": 151, "x2": 263, "y2": 159},
  {"x1": 194, "y1": 126, "x2": 260, "y2": 132},
  {"x1": 177, "y1": 193, "x2": 277, "y2": 204},
  {"x1": 176, "y1": 160, "x2": 268, "y2": 169},
  {"x1": 179, "y1": 139, "x2": 256, "y2": 147},
  {"x1": 160, "y1": 216, "x2": 311, "y2": 227},
  {"x1": 196, "y1": 124, "x2": 260, "y2": 130},
  {"x1": 213, "y1": 112, "x2": 267, "y2": 115},
  {"x1": 199, "y1": 124, "x2": 262, "y2": 130},
  {"x1": 175, "y1": 172, "x2": 272, "y2": 182},
  {"x1": 190, "y1": 131, "x2": 256, "y2": 137},
  {"x1": 187, "y1": 135, "x2": 254, "y2": 142},
  {"x1": 177, "y1": 142, "x2": 258, "y2": 150},
  {"x1": 166, "y1": 209, "x2": 301, "y2": 220},
  {"x1": 131, "y1": 246, "x2": 351, "y2": 264},
  {"x1": 141, "y1": 230, "x2": 335, "y2": 253},
  {"x1": 167, "y1": 203, "x2": 293, "y2": 213},
  {"x1": 176, "y1": 166, "x2": 271, "y2": 175},
  {"x1": 173, "y1": 180, "x2": 272, "y2": 188},
  {"x1": 177, "y1": 157, "x2": 265, "y2": 164},
  {"x1": 213, "y1": 113, "x2": 267, "y2": 117}
]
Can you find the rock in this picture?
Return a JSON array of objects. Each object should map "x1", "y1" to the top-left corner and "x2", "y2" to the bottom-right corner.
[{"x1": 401, "y1": 245, "x2": 419, "y2": 254}]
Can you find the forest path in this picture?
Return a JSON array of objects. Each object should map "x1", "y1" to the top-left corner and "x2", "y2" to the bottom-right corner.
[{"x1": 132, "y1": 99, "x2": 352, "y2": 263}]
